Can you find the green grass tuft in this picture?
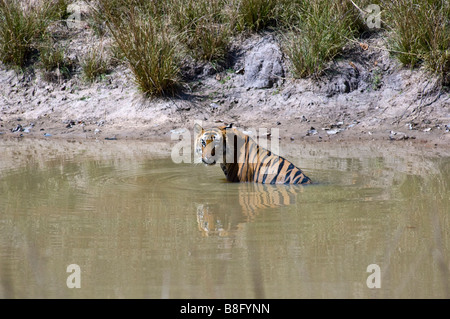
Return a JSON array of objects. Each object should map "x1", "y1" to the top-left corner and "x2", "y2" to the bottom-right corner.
[
  {"x1": 232, "y1": 0, "x2": 278, "y2": 32},
  {"x1": 381, "y1": 0, "x2": 450, "y2": 84},
  {"x1": 284, "y1": 0, "x2": 361, "y2": 78},
  {"x1": 97, "y1": 2, "x2": 180, "y2": 96},
  {"x1": 81, "y1": 45, "x2": 110, "y2": 83},
  {"x1": 0, "y1": 0, "x2": 69, "y2": 69},
  {"x1": 170, "y1": 0, "x2": 229, "y2": 63},
  {"x1": 1, "y1": 0, "x2": 448, "y2": 90}
]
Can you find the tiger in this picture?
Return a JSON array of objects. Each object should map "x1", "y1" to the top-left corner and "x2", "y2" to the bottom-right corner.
[{"x1": 194, "y1": 123, "x2": 312, "y2": 184}]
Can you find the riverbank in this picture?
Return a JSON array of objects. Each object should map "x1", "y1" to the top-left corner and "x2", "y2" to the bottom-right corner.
[{"x1": 0, "y1": 24, "x2": 449, "y2": 147}]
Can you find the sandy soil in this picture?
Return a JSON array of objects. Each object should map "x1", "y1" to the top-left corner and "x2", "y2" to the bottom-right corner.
[{"x1": 0, "y1": 22, "x2": 449, "y2": 149}]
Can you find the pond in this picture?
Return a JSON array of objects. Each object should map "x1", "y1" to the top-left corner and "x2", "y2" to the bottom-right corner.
[{"x1": 0, "y1": 138, "x2": 449, "y2": 298}]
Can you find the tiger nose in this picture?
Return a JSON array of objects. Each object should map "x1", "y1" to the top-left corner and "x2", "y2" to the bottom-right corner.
[{"x1": 211, "y1": 147, "x2": 215, "y2": 157}]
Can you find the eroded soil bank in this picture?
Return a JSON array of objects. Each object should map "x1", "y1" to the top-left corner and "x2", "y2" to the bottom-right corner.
[{"x1": 0, "y1": 31, "x2": 449, "y2": 148}]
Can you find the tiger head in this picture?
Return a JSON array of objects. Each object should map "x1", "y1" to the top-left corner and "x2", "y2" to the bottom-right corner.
[{"x1": 194, "y1": 123, "x2": 230, "y2": 165}]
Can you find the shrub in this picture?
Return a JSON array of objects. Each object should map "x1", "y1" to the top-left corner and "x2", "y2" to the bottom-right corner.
[
  {"x1": 40, "y1": 41, "x2": 66, "y2": 71},
  {"x1": 81, "y1": 46, "x2": 110, "y2": 83},
  {"x1": 98, "y1": 2, "x2": 180, "y2": 96},
  {"x1": 231, "y1": 0, "x2": 278, "y2": 32},
  {"x1": 0, "y1": 0, "x2": 69, "y2": 68},
  {"x1": 285, "y1": 0, "x2": 361, "y2": 78},
  {"x1": 381, "y1": 0, "x2": 450, "y2": 84},
  {"x1": 169, "y1": 0, "x2": 229, "y2": 62}
]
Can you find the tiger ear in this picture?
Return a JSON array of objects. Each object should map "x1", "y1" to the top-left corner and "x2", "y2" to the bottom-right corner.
[{"x1": 194, "y1": 123, "x2": 203, "y2": 135}]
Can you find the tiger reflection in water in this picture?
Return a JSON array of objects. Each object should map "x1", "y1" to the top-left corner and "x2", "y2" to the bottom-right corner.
[
  {"x1": 196, "y1": 183, "x2": 305, "y2": 237},
  {"x1": 194, "y1": 123, "x2": 310, "y2": 236}
]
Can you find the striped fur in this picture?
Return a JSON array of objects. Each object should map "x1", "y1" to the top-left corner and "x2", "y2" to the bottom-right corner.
[{"x1": 195, "y1": 124, "x2": 312, "y2": 184}]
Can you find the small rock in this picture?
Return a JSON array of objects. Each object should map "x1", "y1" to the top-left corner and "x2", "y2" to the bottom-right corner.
[
  {"x1": 23, "y1": 126, "x2": 33, "y2": 133},
  {"x1": 423, "y1": 128, "x2": 432, "y2": 132},
  {"x1": 326, "y1": 129, "x2": 341, "y2": 135},
  {"x1": 65, "y1": 120, "x2": 76, "y2": 128},
  {"x1": 44, "y1": 133, "x2": 52, "y2": 137},
  {"x1": 282, "y1": 92, "x2": 291, "y2": 101},
  {"x1": 306, "y1": 127, "x2": 318, "y2": 136},
  {"x1": 210, "y1": 103, "x2": 220, "y2": 110},
  {"x1": 389, "y1": 131, "x2": 411, "y2": 141},
  {"x1": 94, "y1": 129, "x2": 101, "y2": 134},
  {"x1": 105, "y1": 137, "x2": 117, "y2": 141},
  {"x1": 11, "y1": 124, "x2": 23, "y2": 132}
]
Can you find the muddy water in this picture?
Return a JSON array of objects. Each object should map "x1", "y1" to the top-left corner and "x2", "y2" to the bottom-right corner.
[{"x1": 0, "y1": 138, "x2": 449, "y2": 299}]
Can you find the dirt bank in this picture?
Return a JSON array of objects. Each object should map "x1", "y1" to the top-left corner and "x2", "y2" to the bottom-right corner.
[{"x1": 0, "y1": 30, "x2": 449, "y2": 148}]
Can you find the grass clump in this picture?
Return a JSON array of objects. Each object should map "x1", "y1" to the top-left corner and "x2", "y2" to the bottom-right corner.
[
  {"x1": 98, "y1": 2, "x2": 180, "y2": 96},
  {"x1": 231, "y1": 0, "x2": 279, "y2": 32},
  {"x1": 40, "y1": 44, "x2": 66, "y2": 71},
  {"x1": 0, "y1": 0, "x2": 69, "y2": 69},
  {"x1": 190, "y1": 22, "x2": 230, "y2": 62},
  {"x1": 381, "y1": 0, "x2": 450, "y2": 84},
  {"x1": 39, "y1": 41, "x2": 74, "y2": 80},
  {"x1": 2, "y1": 0, "x2": 448, "y2": 94},
  {"x1": 285, "y1": 0, "x2": 362, "y2": 78},
  {"x1": 81, "y1": 46, "x2": 110, "y2": 83},
  {"x1": 170, "y1": 0, "x2": 230, "y2": 63}
]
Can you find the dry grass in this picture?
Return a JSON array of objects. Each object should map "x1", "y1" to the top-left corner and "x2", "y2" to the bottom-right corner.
[
  {"x1": 97, "y1": 1, "x2": 180, "y2": 96},
  {"x1": 1, "y1": 0, "x2": 448, "y2": 91},
  {"x1": 381, "y1": 0, "x2": 450, "y2": 84},
  {"x1": 284, "y1": 0, "x2": 362, "y2": 78},
  {"x1": 81, "y1": 45, "x2": 110, "y2": 83},
  {"x1": 0, "y1": 0, "x2": 69, "y2": 68}
]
